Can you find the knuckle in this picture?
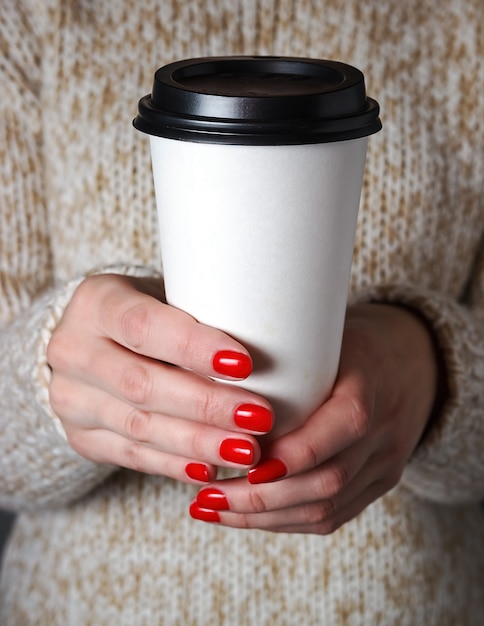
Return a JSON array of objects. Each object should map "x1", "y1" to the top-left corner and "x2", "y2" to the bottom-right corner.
[
  {"x1": 73, "y1": 274, "x2": 102, "y2": 300},
  {"x1": 189, "y1": 429, "x2": 208, "y2": 461},
  {"x1": 123, "y1": 440, "x2": 147, "y2": 473},
  {"x1": 119, "y1": 365, "x2": 153, "y2": 406},
  {"x1": 193, "y1": 384, "x2": 221, "y2": 425},
  {"x1": 64, "y1": 428, "x2": 89, "y2": 459},
  {"x1": 347, "y1": 397, "x2": 370, "y2": 440},
  {"x1": 123, "y1": 408, "x2": 153, "y2": 443},
  {"x1": 47, "y1": 328, "x2": 73, "y2": 370},
  {"x1": 47, "y1": 327, "x2": 92, "y2": 376},
  {"x1": 120, "y1": 303, "x2": 150, "y2": 349},
  {"x1": 304, "y1": 499, "x2": 336, "y2": 526},
  {"x1": 233, "y1": 513, "x2": 252, "y2": 530},
  {"x1": 48, "y1": 376, "x2": 69, "y2": 415},
  {"x1": 246, "y1": 488, "x2": 269, "y2": 514},
  {"x1": 48, "y1": 275, "x2": 117, "y2": 370},
  {"x1": 319, "y1": 517, "x2": 343, "y2": 535},
  {"x1": 175, "y1": 325, "x2": 205, "y2": 366},
  {"x1": 321, "y1": 462, "x2": 350, "y2": 498},
  {"x1": 299, "y1": 440, "x2": 320, "y2": 469}
]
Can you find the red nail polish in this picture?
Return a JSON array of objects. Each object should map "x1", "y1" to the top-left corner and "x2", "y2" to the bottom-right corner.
[
  {"x1": 185, "y1": 463, "x2": 210, "y2": 482},
  {"x1": 189, "y1": 501, "x2": 221, "y2": 523},
  {"x1": 220, "y1": 438, "x2": 254, "y2": 465},
  {"x1": 248, "y1": 458, "x2": 287, "y2": 484},
  {"x1": 213, "y1": 350, "x2": 252, "y2": 379},
  {"x1": 234, "y1": 404, "x2": 273, "y2": 433},
  {"x1": 197, "y1": 488, "x2": 229, "y2": 511}
]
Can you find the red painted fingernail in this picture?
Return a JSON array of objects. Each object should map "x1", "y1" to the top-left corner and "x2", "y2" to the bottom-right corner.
[
  {"x1": 234, "y1": 404, "x2": 273, "y2": 433},
  {"x1": 220, "y1": 438, "x2": 254, "y2": 465},
  {"x1": 189, "y1": 501, "x2": 221, "y2": 523},
  {"x1": 248, "y1": 458, "x2": 287, "y2": 484},
  {"x1": 213, "y1": 350, "x2": 252, "y2": 379},
  {"x1": 197, "y1": 488, "x2": 229, "y2": 511},
  {"x1": 185, "y1": 463, "x2": 210, "y2": 482}
]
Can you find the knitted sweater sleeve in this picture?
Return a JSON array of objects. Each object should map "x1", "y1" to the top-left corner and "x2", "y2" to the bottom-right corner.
[
  {"x1": 0, "y1": 4, "x2": 145, "y2": 511},
  {"x1": 0, "y1": 268, "x2": 163, "y2": 513},
  {"x1": 352, "y1": 243, "x2": 484, "y2": 504},
  {"x1": 0, "y1": 282, "x2": 117, "y2": 512}
]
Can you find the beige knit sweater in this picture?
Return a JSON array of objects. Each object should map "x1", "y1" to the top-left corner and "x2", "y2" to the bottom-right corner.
[{"x1": 1, "y1": 0, "x2": 484, "y2": 624}]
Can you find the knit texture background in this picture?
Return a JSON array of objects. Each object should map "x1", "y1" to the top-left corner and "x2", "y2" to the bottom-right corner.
[{"x1": 1, "y1": 0, "x2": 483, "y2": 624}]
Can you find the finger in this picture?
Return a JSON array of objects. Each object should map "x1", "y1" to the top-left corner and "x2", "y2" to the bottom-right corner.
[
  {"x1": 192, "y1": 445, "x2": 400, "y2": 529},
  {"x1": 80, "y1": 274, "x2": 253, "y2": 380},
  {"x1": 266, "y1": 480, "x2": 392, "y2": 534},
  {"x1": 190, "y1": 480, "x2": 389, "y2": 533},
  {"x1": 194, "y1": 444, "x2": 370, "y2": 518},
  {"x1": 51, "y1": 376, "x2": 262, "y2": 469},
  {"x1": 49, "y1": 346, "x2": 273, "y2": 433},
  {"x1": 66, "y1": 427, "x2": 218, "y2": 483},
  {"x1": 247, "y1": 386, "x2": 373, "y2": 485}
]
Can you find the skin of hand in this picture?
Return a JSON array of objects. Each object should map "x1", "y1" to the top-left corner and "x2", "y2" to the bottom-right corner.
[
  {"x1": 191, "y1": 303, "x2": 441, "y2": 533},
  {"x1": 47, "y1": 274, "x2": 274, "y2": 483}
]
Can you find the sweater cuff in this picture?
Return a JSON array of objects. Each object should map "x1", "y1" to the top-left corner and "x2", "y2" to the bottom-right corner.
[{"x1": 350, "y1": 284, "x2": 484, "y2": 503}]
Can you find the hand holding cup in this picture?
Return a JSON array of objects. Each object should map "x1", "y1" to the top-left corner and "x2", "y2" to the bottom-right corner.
[
  {"x1": 47, "y1": 274, "x2": 273, "y2": 482},
  {"x1": 190, "y1": 304, "x2": 439, "y2": 532}
]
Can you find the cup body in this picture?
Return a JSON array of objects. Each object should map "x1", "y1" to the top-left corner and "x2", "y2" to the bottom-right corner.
[
  {"x1": 150, "y1": 135, "x2": 368, "y2": 436},
  {"x1": 134, "y1": 56, "x2": 381, "y2": 437}
]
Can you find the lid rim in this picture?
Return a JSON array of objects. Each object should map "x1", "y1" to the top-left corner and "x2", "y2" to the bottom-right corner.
[{"x1": 133, "y1": 119, "x2": 382, "y2": 145}]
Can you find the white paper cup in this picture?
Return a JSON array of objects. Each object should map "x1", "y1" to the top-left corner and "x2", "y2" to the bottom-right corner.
[{"x1": 134, "y1": 56, "x2": 381, "y2": 437}]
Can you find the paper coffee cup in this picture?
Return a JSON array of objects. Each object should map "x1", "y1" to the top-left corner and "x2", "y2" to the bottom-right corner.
[{"x1": 134, "y1": 56, "x2": 381, "y2": 437}]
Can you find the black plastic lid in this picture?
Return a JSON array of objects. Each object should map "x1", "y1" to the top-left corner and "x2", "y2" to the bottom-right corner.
[{"x1": 133, "y1": 56, "x2": 382, "y2": 145}]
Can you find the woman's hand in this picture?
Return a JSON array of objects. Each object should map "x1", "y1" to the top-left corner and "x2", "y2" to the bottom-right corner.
[
  {"x1": 190, "y1": 303, "x2": 440, "y2": 532},
  {"x1": 47, "y1": 274, "x2": 273, "y2": 483}
]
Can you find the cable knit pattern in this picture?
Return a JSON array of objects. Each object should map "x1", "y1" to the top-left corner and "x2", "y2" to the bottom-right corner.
[{"x1": 1, "y1": 0, "x2": 483, "y2": 624}]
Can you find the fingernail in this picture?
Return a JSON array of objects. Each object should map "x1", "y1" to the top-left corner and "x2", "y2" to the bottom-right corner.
[
  {"x1": 185, "y1": 463, "x2": 210, "y2": 482},
  {"x1": 189, "y1": 501, "x2": 221, "y2": 523},
  {"x1": 197, "y1": 488, "x2": 229, "y2": 511},
  {"x1": 220, "y1": 438, "x2": 254, "y2": 465},
  {"x1": 213, "y1": 350, "x2": 252, "y2": 379},
  {"x1": 248, "y1": 458, "x2": 287, "y2": 484},
  {"x1": 234, "y1": 404, "x2": 273, "y2": 433}
]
